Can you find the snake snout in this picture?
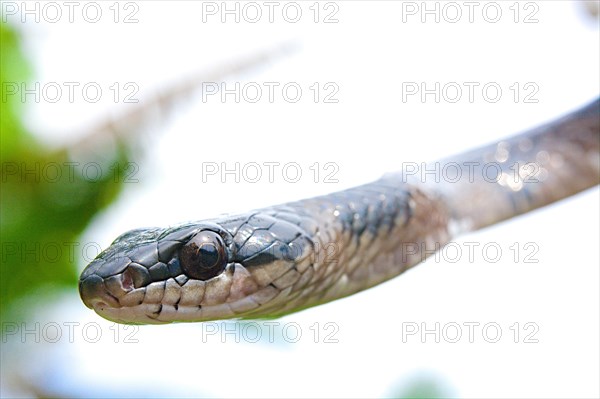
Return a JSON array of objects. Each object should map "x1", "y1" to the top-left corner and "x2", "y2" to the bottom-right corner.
[{"x1": 79, "y1": 274, "x2": 120, "y2": 310}]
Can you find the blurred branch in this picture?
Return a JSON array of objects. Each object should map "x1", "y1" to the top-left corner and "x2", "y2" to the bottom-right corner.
[{"x1": 69, "y1": 41, "x2": 298, "y2": 154}]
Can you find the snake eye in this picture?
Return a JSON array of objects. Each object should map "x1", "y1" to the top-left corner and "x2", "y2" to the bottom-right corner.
[{"x1": 179, "y1": 231, "x2": 227, "y2": 280}]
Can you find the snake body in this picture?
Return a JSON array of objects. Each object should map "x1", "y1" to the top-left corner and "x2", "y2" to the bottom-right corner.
[{"x1": 79, "y1": 99, "x2": 599, "y2": 324}]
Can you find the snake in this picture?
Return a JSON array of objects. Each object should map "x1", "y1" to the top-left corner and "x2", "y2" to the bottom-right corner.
[{"x1": 79, "y1": 98, "x2": 599, "y2": 324}]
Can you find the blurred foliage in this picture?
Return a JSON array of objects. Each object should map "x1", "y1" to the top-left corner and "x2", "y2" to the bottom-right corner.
[
  {"x1": 0, "y1": 21, "x2": 130, "y2": 324},
  {"x1": 390, "y1": 374, "x2": 454, "y2": 399}
]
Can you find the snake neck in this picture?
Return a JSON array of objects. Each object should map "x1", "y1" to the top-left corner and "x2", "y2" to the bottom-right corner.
[{"x1": 248, "y1": 181, "x2": 452, "y2": 317}]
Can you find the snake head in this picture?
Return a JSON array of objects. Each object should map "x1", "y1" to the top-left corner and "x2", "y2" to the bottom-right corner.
[{"x1": 79, "y1": 212, "x2": 315, "y2": 324}]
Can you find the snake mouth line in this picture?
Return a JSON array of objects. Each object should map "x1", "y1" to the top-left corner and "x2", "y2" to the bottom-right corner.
[
  {"x1": 80, "y1": 264, "x2": 294, "y2": 324},
  {"x1": 94, "y1": 295, "x2": 279, "y2": 325}
]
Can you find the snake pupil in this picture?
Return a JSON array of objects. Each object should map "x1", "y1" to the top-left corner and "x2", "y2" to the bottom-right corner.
[
  {"x1": 198, "y1": 243, "x2": 219, "y2": 268},
  {"x1": 180, "y1": 231, "x2": 227, "y2": 280}
]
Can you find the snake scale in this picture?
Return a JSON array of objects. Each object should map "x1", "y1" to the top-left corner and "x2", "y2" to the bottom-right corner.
[{"x1": 79, "y1": 99, "x2": 599, "y2": 324}]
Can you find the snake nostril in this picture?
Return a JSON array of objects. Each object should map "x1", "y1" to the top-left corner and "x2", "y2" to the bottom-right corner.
[
  {"x1": 122, "y1": 263, "x2": 151, "y2": 288},
  {"x1": 121, "y1": 269, "x2": 134, "y2": 291}
]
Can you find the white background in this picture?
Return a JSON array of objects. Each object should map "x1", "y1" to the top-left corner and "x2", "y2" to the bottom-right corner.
[{"x1": 2, "y1": 1, "x2": 599, "y2": 398}]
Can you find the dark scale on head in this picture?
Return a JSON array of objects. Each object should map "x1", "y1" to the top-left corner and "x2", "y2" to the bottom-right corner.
[{"x1": 179, "y1": 230, "x2": 228, "y2": 280}]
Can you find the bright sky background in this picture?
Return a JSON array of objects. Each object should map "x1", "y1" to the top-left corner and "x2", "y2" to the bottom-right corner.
[{"x1": 2, "y1": 1, "x2": 599, "y2": 398}]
